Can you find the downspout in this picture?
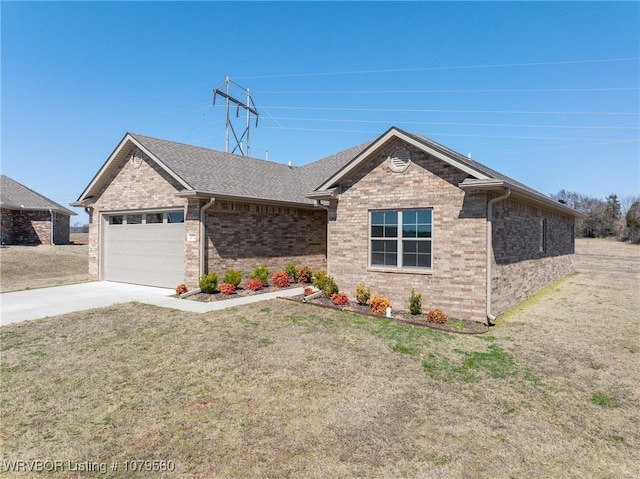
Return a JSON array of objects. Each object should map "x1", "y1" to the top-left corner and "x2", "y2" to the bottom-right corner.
[
  {"x1": 199, "y1": 198, "x2": 216, "y2": 278},
  {"x1": 486, "y1": 188, "x2": 511, "y2": 324},
  {"x1": 314, "y1": 199, "x2": 329, "y2": 211},
  {"x1": 314, "y1": 200, "x2": 330, "y2": 271},
  {"x1": 49, "y1": 209, "x2": 55, "y2": 245}
]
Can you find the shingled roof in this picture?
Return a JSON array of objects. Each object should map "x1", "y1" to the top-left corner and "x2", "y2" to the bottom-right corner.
[
  {"x1": 74, "y1": 127, "x2": 581, "y2": 218},
  {"x1": 74, "y1": 132, "x2": 371, "y2": 207},
  {"x1": 1, "y1": 175, "x2": 76, "y2": 216}
]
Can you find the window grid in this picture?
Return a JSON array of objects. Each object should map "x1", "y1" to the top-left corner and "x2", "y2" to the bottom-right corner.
[{"x1": 370, "y1": 209, "x2": 432, "y2": 270}]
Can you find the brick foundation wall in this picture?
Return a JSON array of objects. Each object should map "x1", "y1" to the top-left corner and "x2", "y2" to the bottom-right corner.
[
  {"x1": 204, "y1": 200, "x2": 327, "y2": 283},
  {"x1": 87, "y1": 150, "x2": 188, "y2": 280},
  {"x1": 327, "y1": 139, "x2": 489, "y2": 322},
  {"x1": 490, "y1": 198, "x2": 576, "y2": 316}
]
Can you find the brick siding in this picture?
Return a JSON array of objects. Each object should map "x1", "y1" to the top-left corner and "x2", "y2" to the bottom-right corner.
[
  {"x1": 87, "y1": 151, "x2": 188, "y2": 280},
  {"x1": 203, "y1": 200, "x2": 326, "y2": 285},
  {"x1": 327, "y1": 139, "x2": 489, "y2": 322},
  {"x1": 0, "y1": 208, "x2": 14, "y2": 244},
  {"x1": 490, "y1": 199, "x2": 575, "y2": 316},
  {"x1": 0, "y1": 208, "x2": 69, "y2": 245},
  {"x1": 327, "y1": 139, "x2": 577, "y2": 323},
  {"x1": 86, "y1": 150, "x2": 326, "y2": 288}
]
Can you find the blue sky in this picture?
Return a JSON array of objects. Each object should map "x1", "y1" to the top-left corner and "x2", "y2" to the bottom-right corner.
[{"x1": 2, "y1": 1, "x2": 638, "y2": 224}]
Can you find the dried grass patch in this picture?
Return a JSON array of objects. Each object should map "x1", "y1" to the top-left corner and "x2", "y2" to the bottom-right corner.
[
  {"x1": 1, "y1": 238, "x2": 638, "y2": 478},
  {"x1": 0, "y1": 245, "x2": 88, "y2": 292}
]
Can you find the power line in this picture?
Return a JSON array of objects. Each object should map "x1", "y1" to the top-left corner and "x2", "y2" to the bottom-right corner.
[
  {"x1": 237, "y1": 57, "x2": 639, "y2": 79},
  {"x1": 257, "y1": 87, "x2": 639, "y2": 94},
  {"x1": 259, "y1": 124, "x2": 639, "y2": 142},
  {"x1": 265, "y1": 116, "x2": 640, "y2": 130},
  {"x1": 259, "y1": 106, "x2": 639, "y2": 116}
]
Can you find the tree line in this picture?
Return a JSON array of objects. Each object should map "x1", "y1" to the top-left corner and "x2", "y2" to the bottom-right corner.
[{"x1": 552, "y1": 190, "x2": 640, "y2": 244}]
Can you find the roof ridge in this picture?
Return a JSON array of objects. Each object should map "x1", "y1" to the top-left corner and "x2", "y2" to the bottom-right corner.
[{"x1": 129, "y1": 132, "x2": 299, "y2": 169}]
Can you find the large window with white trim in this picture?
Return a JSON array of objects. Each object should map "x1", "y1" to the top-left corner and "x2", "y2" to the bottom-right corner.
[{"x1": 370, "y1": 209, "x2": 432, "y2": 269}]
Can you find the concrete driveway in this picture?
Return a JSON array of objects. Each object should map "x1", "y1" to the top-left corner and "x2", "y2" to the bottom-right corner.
[
  {"x1": 0, "y1": 282, "x2": 175, "y2": 326},
  {"x1": 0, "y1": 281, "x2": 305, "y2": 326}
]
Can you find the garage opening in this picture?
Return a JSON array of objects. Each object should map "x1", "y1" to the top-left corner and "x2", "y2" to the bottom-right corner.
[{"x1": 104, "y1": 211, "x2": 184, "y2": 288}]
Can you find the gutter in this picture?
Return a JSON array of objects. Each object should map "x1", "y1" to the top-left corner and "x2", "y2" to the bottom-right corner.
[
  {"x1": 486, "y1": 188, "x2": 511, "y2": 324},
  {"x1": 199, "y1": 198, "x2": 216, "y2": 278}
]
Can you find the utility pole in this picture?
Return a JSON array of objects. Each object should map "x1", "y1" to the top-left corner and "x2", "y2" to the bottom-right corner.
[{"x1": 213, "y1": 77, "x2": 259, "y2": 157}]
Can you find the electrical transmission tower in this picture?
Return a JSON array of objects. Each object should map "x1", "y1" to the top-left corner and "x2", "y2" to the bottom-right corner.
[{"x1": 213, "y1": 77, "x2": 259, "y2": 157}]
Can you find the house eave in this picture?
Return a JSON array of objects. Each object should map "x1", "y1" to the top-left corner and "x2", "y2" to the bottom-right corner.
[
  {"x1": 1, "y1": 202, "x2": 76, "y2": 216},
  {"x1": 175, "y1": 190, "x2": 321, "y2": 210},
  {"x1": 305, "y1": 188, "x2": 338, "y2": 201},
  {"x1": 459, "y1": 178, "x2": 586, "y2": 218}
]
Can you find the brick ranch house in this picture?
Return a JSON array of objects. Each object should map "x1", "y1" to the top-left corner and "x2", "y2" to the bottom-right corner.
[
  {"x1": 1, "y1": 174, "x2": 75, "y2": 245},
  {"x1": 72, "y1": 127, "x2": 582, "y2": 323}
]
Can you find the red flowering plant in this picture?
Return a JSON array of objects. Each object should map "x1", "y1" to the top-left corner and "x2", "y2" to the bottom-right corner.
[
  {"x1": 219, "y1": 282, "x2": 236, "y2": 295},
  {"x1": 245, "y1": 277, "x2": 264, "y2": 291},
  {"x1": 331, "y1": 292, "x2": 349, "y2": 306},
  {"x1": 272, "y1": 270, "x2": 290, "y2": 288}
]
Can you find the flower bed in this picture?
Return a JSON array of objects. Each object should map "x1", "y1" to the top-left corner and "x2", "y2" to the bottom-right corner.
[
  {"x1": 182, "y1": 283, "x2": 300, "y2": 302},
  {"x1": 290, "y1": 295, "x2": 489, "y2": 335}
]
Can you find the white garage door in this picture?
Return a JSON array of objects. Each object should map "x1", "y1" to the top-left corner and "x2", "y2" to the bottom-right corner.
[{"x1": 104, "y1": 211, "x2": 185, "y2": 288}]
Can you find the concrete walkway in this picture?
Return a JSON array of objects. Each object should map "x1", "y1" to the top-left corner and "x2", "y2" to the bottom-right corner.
[{"x1": 0, "y1": 281, "x2": 304, "y2": 326}]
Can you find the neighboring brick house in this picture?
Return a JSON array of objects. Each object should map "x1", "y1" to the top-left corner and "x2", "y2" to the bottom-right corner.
[
  {"x1": 0, "y1": 175, "x2": 75, "y2": 245},
  {"x1": 72, "y1": 127, "x2": 582, "y2": 323}
]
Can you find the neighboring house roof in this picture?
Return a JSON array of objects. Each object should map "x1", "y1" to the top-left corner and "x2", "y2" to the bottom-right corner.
[
  {"x1": 73, "y1": 127, "x2": 581, "y2": 218},
  {"x1": 73, "y1": 132, "x2": 371, "y2": 207},
  {"x1": 0, "y1": 175, "x2": 76, "y2": 216}
]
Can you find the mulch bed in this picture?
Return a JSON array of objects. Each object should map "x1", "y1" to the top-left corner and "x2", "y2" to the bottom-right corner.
[
  {"x1": 182, "y1": 283, "x2": 305, "y2": 302},
  {"x1": 287, "y1": 295, "x2": 489, "y2": 335}
]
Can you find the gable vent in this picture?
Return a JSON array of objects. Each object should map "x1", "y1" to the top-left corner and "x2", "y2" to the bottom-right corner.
[{"x1": 388, "y1": 148, "x2": 411, "y2": 173}]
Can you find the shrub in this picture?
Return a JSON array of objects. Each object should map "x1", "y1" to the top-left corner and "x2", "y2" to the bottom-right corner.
[
  {"x1": 311, "y1": 270, "x2": 337, "y2": 297},
  {"x1": 272, "y1": 270, "x2": 290, "y2": 288},
  {"x1": 297, "y1": 266, "x2": 312, "y2": 283},
  {"x1": 199, "y1": 272, "x2": 218, "y2": 294},
  {"x1": 284, "y1": 262, "x2": 298, "y2": 282},
  {"x1": 250, "y1": 264, "x2": 269, "y2": 286},
  {"x1": 312, "y1": 270, "x2": 328, "y2": 290},
  {"x1": 426, "y1": 309, "x2": 448, "y2": 324},
  {"x1": 355, "y1": 283, "x2": 371, "y2": 305},
  {"x1": 409, "y1": 289, "x2": 422, "y2": 315},
  {"x1": 331, "y1": 292, "x2": 349, "y2": 306},
  {"x1": 246, "y1": 277, "x2": 263, "y2": 291},
  {"x1": 223, "y1": 269, "x2": 242, "y2": 287},
  {"x1": 175, "y1": 283, "x2": 188, "y2": 295},
  {"x1": 219, "y1": 282, "x2": 236, "y2": 295},
  {"x1": 370, "y1": 296, "x2": 391, "y2": 315},
  {"x1": 303, "y1": 286, "x2": 314, "y2": 296}
]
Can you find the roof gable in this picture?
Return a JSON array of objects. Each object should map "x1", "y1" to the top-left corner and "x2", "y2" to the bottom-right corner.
[
  {"x1": 0, "y1": 175, "x2": 76, "y2": 216},
  {"x1": 312, "y1": 126, "x2": 583, "y2": 218},
  {"x1": 75, "y1": 133, "x2": 370, "y2": 207},
  {"x1": 74, "y1": 133, "x2": 192, "y2": 204},
  {"x1": 316, "y1": 127, "x2": 492, "y2": 191}
]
